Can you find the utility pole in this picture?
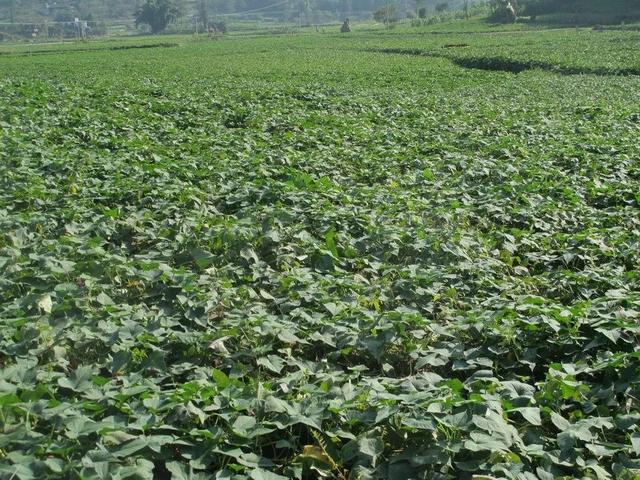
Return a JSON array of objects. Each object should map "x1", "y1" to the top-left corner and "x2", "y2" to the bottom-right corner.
[
  {"x1": 199, "y1": 0, "x2": 209, "y2": 31},
  {"x1": 304, "y1": 0, "x2": 311, "y2": 26},
  {"x1": 386, "y1": 0, "x2": 390, "y2": 28},
  {"x1": 9, "y1": 0, "x2": 15, "y2": 24}
]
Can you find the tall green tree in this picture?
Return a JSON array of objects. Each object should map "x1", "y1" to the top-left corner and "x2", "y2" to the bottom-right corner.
[
  {"x1": 489, "y1": 0, "x2": 518, "y2": 22},
  {"x1": 135, "y1": 0, "x2": 182, "y2": 33},
  {"x1": 197, "y1": 0, "x2": 208, "y2": 30}
]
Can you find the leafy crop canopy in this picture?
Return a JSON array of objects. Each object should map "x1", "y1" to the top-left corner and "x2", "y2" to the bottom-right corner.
[{"x1": 0, "y1": 25, "x2": 639, "y2": 480}]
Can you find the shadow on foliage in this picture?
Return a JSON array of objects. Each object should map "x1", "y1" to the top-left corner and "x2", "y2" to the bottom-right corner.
[
  {"x1": 0, "y1": 42, "x2": 178, "y2": 57},
  {"x1": 372, "y1": 48, "x2": 640, "y2": 77}
]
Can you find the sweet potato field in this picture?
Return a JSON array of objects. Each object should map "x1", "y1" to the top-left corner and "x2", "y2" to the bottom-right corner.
[{"x1": 1, "y1": 26, "x2": 639, "y2": 479}]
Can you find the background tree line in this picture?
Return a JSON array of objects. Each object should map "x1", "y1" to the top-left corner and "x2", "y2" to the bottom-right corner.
[
  {"x1": 0, "y1": 0, "x2": 637, "y2": 30},
  {"x1": 0, "y1": 0, "x2": 473, "y2": 24}
]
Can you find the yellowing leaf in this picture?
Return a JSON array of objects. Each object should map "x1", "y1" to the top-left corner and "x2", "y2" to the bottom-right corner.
[
  {"x1": 301, "y1": 445, "x2": 332, "y2": 465},
  {"x1": 37, "y1": 294, "x2": 53, "y2": 313}
]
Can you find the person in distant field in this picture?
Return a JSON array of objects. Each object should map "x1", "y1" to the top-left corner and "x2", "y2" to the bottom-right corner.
[
  {"x1": 341, "y1": 18, "x2": 351, "y2": 33},
  {"x1": 73, "y1": 21, "x2": 88, "y2": 39}
]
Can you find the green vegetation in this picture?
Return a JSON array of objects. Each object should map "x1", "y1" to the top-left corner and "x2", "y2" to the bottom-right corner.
[
  {"x1": 1, "y1": 24, "x2": 639, "y2": 479},
  {"x1": 0, "y1": 0, "x2": 470, "y2": 24},
  {"x1": 522, "y1": 0, "x2": 640, "y2": 25},
  {"x1": 135, "y1": 0, "x2": 183, "y2": 34}
]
